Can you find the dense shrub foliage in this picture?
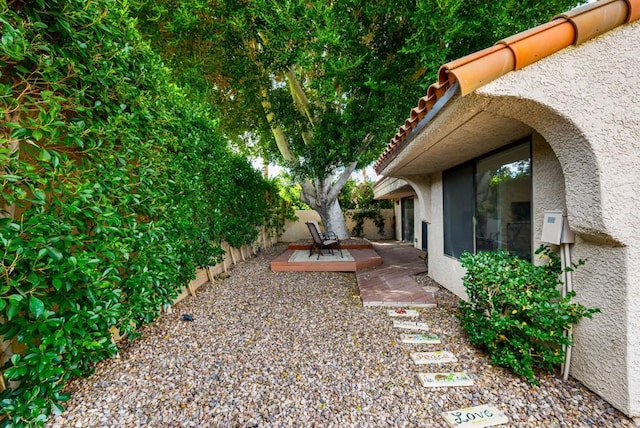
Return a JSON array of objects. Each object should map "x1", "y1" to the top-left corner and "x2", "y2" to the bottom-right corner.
[
  {"x1": 0, "y1": 1, "x2": 287, "y2": 425},
  {"x1": 340, "y1": 180, "x2": 391, "y2": 237},
  {"x1": 457, "y1": 246, "x2": 599, "y2": 384}
]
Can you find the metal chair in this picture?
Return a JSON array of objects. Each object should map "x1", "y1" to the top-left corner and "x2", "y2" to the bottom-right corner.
[{"x1": 305, "y1": 221, "x2": 343, "y2": 260}]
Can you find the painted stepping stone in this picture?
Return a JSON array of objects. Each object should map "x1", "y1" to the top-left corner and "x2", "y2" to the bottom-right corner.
[
  {"x1": 410, "y1": 350, "x2": 457, "y2": 364},
  {"x1": 387, "y1": 308, "x2": 419, "y2": 317},
  {"x1": 417, "y1": 372, "x2": 474, "y2": 387},
  {"x1": 442, "y1": 404, "x2": 509, "y2": 427},
  {"x1": 400, "y1": 333, "x2": 441, "y2": 344},
  {"x1": 393, "y1": 320, "x2": 430, "y2": 331}
]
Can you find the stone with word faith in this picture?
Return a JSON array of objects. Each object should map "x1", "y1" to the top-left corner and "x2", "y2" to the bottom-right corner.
[
  {"x1": 442, "y1": 404, "x2": 509, "y2": 427},
  {"x1": 400, "y1": 333, "x2": 441, "y2": 344},
  {"x1": 387, "y1": 308, "x2": 420, "y2": 317},
  {"x1": 417, "y1": 372, "x2": 474, "y2": 388},
  {"x1": 411, "y1": 350, "x2": 457, "y2": 364},
  {"x1": 393, "y1": 320, "x2": 430, "y2": 331}
]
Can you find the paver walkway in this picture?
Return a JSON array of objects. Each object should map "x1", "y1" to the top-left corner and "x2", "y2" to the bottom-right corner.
[{"x1": 356, "y1": 241, "x2": 436, "y2": 307}]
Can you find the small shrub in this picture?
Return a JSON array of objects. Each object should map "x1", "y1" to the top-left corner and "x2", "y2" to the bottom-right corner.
[{"x1": 457, "y1": 246, "x2": 599, "y2": 384}]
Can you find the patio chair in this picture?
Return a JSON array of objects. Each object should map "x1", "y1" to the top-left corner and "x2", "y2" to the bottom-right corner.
[
  {"x1": 309, "y1": 220, "x2": 338, "y2": 241},
  {"x1": 305, "y1": 221, "x2": 343, "y2": 260}
]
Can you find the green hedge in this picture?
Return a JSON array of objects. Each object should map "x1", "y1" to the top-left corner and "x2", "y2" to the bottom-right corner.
[
  {"x1": 0, "y1": 1, "x2": 287, "y2": 426},
  {"x1": 457, "y1": 246, "x2": 599, "y2": 384}
]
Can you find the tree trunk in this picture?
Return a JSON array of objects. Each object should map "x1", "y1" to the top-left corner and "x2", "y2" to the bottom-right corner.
[
  {"x1": 267, "y1": 68, "x2": 358, "y2": 239},
  {"x1": 300, "y1": 163, "x2": 356, "y2": 239},
  {"x1": 318, "y1": 197, "x2": 349, "y2": 239},
  {"x1": 300, "y1": 180, "x2": 351, "y2": 239}
]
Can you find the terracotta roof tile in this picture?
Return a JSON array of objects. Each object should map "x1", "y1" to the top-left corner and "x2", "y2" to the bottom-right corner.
[
  {"x1": 497, "y1": 20, "x2": 576, "y2": 70},
  {"x1": 558, "y1": 0, "x2": 629, "y2": 44},
  {"x1": 627, "y1": 0, "x2": 640, "y2": 21},
  {"x1": 374, "y1": 0, "x2": 640, "y2": 174}
]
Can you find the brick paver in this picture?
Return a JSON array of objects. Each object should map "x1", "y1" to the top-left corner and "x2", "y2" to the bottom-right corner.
[{"x1": 356, "y1": 241, "x2": 436, "y2": 307}]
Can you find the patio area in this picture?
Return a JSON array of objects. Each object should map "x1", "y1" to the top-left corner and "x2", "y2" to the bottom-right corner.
[{"x1": 271, "y1": 240, "x2": 436, "y2": 308}]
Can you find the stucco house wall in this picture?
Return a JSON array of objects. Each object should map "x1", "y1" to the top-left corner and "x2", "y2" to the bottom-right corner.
[
  {"x1": 393, "y1": 202, "x2": 402, "y2": 243},
  {"x1": 374, "y1": 18, "x2": 640, "y2": 418},
  {"x1": 474, "y1": 21, "x2": 640, "y2": 416},
  {"x1": 425, "y1": 173, "x2": 466, "y2": 297}
]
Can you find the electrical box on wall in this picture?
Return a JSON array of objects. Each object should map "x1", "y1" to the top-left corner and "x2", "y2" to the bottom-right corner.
[{"x1": 541, "y1": 210, "x2": 575, "y2": 245}]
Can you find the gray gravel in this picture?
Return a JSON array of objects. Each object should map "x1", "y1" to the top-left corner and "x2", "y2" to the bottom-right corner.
[{"x1": 48, "y1": 245, "x2": 634, "y2": 427}]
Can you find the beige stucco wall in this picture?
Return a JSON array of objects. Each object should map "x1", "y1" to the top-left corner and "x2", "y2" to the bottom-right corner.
[
  {"x1": 279, "y1": 209, "x2": 395, "y2": 242},
  {"x1": 377, "y1": 20, "x2": 640, "y2": 417},
  {"x1": 474, "y1": 21, "x2": 640, "y2": 417},
  {"x1": 393, "y1": 202, "x2": 402, "y2": 243},
  {"x1": 401, "y1": 176, "x2": 431, "y2": 249},
  {"x1": 531, "y1": 133, "x2": 567, "y2": 252}
]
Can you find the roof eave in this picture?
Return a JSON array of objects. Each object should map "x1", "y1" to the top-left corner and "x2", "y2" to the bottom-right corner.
[{"x1": 375, "y1": 81, "x2": 461, "y2": 175}]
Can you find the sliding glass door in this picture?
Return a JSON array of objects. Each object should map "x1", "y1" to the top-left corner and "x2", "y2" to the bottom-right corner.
[{"x1": 443, "y1": 139, "x2": 532, "y2": 259}]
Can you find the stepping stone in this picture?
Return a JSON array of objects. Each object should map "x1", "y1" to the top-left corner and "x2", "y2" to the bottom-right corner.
[
  {"x1": 393, "y1": 320, "x2": 430, "y2": 331},
  {"x1": 410, "y1": 350, "x2": 457, "y2": 364},
  {"x1": 387, "y1": 308, "x2": 419, "y2": 317},
  {"x1": 400, "y1": 333, "x2": 441, "y2": 344},
  {"x1": 417, "y1": 372, "x2": 474, "y2": 387},
  {"x1": 442, "y1": 404, "x2": 509, "y2": 427}
]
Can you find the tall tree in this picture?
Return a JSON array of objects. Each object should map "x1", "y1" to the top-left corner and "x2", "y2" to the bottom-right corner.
[{"x1": 133, "y1": 0, "x2": 581, "y2": 238}]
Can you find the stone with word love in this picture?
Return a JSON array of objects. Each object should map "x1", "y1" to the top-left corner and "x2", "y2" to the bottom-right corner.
[
  {"x1": 387, "y1": 308, "x2": 420, "y2": 317},
  {"x1": 393, "y1": 320, "x2": 430, "y2": 331},
  {"x1": 417, "y1": 372, "x2": 474, "y2": 387},
  {"x1": 442, "y1": 404, "x2": 509, "y2": 427},
  {"x1": 400, "y1": 333, "x2": 441, "y2": 344},
  {"x1": 410, "y1": 350, "x2": 457, "y2": 364}
]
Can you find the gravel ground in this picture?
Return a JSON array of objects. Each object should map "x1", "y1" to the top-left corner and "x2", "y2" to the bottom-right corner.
[{"x1": 48, "y1": 245, "x2": 634, "y2": 427}]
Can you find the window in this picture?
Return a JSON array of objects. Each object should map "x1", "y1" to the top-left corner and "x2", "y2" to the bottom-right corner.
[
  {"x1": 443, "y1": 140, "x2": 532, "y2": 259},
  {"x1": 401, "y1": 197, "x2": 415, "y2": 243},
  {"x1": 443, "y1": 164, "x2": 474, "y2": 257}
]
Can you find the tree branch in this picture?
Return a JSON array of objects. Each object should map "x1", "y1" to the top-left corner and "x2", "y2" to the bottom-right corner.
[
  {"x1": 300, "y1": 179, "x2": 319, "y2": 209},
  {"x1": 327, "y1": 160, "x2": 357, "y2": 202},
  {"x1": 260, "y1": 95, "x2": 297, "y2": 163},
  {"x1": 286, "y1": 66, "x2": 314, "y2": 128}
]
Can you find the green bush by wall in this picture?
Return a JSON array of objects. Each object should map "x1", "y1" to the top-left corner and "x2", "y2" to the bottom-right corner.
[{"x1": 457, "y1": 246, "x2": 599, "y2": 384}]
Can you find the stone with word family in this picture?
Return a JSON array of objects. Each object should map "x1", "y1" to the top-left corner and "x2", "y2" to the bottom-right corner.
[
  {"x1": 442, "y1": 404, "x2": 509, "y2": 427},
  {"x1": 411, "y1": 350, "x2": 458, "y2": 364},
  {"x1": 393, "y1": 320, "x2": 430, "y2": 331},
  {"x1": 400, "y1": 333, "x2": 441, "y2": 344},
  {"x1": 417, "y1": 372, "x2": 474, "y2": 387},
  {"x1": 387, "y1": 308, "x2": 420, "y2": 317}
]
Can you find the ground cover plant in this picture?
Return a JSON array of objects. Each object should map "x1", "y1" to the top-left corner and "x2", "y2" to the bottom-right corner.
[
  {"x1": 457, "y1": 246, "x2": 599, "y2": 384},
  {"x1": 0, "y1": 1, "x2": 286, "y2": 426}
]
